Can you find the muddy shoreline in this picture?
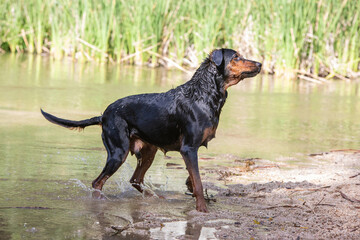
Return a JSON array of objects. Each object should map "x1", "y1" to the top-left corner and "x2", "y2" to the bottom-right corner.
[{"x1": 103, "y1": 151, "x2": 360, "y2": 239}]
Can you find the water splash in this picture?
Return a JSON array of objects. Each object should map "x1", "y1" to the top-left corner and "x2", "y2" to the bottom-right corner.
[
  {"x1": 70, "y1": 179, "x2": 92, "y2": 192},
  {"x1": 114, "y1": 162, "x2": 135, "y2": 192}
]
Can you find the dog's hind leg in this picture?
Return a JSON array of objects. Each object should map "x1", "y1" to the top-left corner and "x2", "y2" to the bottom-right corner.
[
  {"x1": 129, "y1": 141, "x2": 157, "y2": 194},
  {"x1": 92, "y1": 118, "x2": 130, "y2": 197}
]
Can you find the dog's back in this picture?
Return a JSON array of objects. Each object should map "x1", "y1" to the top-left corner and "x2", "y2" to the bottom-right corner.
[{"x1": 103, "y1": 91, "x2": 181, "y2": 150}]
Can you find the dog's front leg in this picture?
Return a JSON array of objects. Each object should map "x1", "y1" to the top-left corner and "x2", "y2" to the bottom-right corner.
[{"x1": 180, "y1": 145, "x2": 208, "y2": 212}]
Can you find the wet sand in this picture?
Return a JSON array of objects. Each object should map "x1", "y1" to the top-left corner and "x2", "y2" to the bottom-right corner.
[{"x1": 106, "y1": 150, "x2": 360, "y2": 239}]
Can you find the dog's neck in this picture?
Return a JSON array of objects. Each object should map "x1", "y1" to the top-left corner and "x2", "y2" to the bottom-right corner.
[{"x1": 179, "y1": 58, "x2": 227, "y2": 118}]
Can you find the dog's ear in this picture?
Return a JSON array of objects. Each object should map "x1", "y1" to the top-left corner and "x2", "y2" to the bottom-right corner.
[{"x1": 211, "y1": 49, "x2": 223, "y2": 67}]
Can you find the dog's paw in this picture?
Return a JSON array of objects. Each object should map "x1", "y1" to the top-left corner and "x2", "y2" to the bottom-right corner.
[
  {"x1": 196, "y1": 203, "x2": 208, "y2": 213},
  {"x1": 92, "y1": 190, "x2": 106, "y2": 200}
]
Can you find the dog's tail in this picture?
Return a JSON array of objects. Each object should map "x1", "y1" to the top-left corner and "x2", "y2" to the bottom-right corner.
[{"x1": 40, "y1": 109, "x2": 102, "y2": 130}]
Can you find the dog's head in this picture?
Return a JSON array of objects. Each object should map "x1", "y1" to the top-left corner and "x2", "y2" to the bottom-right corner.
[{"x1": 210, "y1": 48, "x2": 262, "y2": 90}]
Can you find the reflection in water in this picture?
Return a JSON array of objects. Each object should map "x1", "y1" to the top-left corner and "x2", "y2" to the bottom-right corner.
[
  {"x1": 150, "y1": 221, "x2": 216, "y2": 240},
  {"x1": 150, "y1": 221, "x2": 188, "y2": 239},
  {"x1": 0, "y1": 54, "x2": 359, "y2": 239}
]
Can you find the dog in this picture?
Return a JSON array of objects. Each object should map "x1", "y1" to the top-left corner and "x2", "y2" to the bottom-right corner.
[{"x1": 41, "y1": 48, "x2": 261, "y2": 212}]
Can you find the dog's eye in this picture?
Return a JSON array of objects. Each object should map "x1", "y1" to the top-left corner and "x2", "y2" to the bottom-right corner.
[{"x1": 234, "y1": 56, "x2": 242, "y2": 61}]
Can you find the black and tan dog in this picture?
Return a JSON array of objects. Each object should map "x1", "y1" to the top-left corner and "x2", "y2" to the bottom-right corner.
[{"x1": 41, "y1": 48, "x2": 261, "y2": 212}]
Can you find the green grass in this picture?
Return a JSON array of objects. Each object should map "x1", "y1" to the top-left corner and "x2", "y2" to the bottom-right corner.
[{"x1": 0, "y1": 0, "x2": 359, "y2": 78}]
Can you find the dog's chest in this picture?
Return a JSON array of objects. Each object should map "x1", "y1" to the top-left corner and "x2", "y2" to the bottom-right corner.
[{"x1": 201, "y1": 125, "x2": 217, "y2": 147}]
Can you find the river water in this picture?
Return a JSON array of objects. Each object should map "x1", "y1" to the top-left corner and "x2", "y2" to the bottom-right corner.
[{"x1": 0, "y1": 54, "x2": 359, "y2": 239}]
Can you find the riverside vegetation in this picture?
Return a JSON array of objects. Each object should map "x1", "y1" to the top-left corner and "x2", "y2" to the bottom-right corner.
[{"x1": 0, "y1": 0, "x2": 359, "y2": 79}]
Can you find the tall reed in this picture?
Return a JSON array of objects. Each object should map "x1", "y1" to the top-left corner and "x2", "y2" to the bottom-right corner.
[{"x1": 0, "y1": 0, "x2": 359, "y2": 78}]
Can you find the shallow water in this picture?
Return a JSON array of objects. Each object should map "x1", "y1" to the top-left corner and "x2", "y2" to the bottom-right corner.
[{"x1": 0, "y1": 54, "x2": 359, "y2": 239}]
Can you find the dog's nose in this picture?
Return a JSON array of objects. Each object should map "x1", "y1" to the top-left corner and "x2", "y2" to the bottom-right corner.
[{"x1": 256, "y1": 62, "x2": 262, "y2": 69}]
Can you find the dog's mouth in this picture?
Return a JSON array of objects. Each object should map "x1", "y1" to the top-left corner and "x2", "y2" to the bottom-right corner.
[
  {"x1": 241, "y1": 64, "x2": 262, "y2": 79},
  {"x1": 242, "y1": 69, "x2": 260, "y2": 78}
]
